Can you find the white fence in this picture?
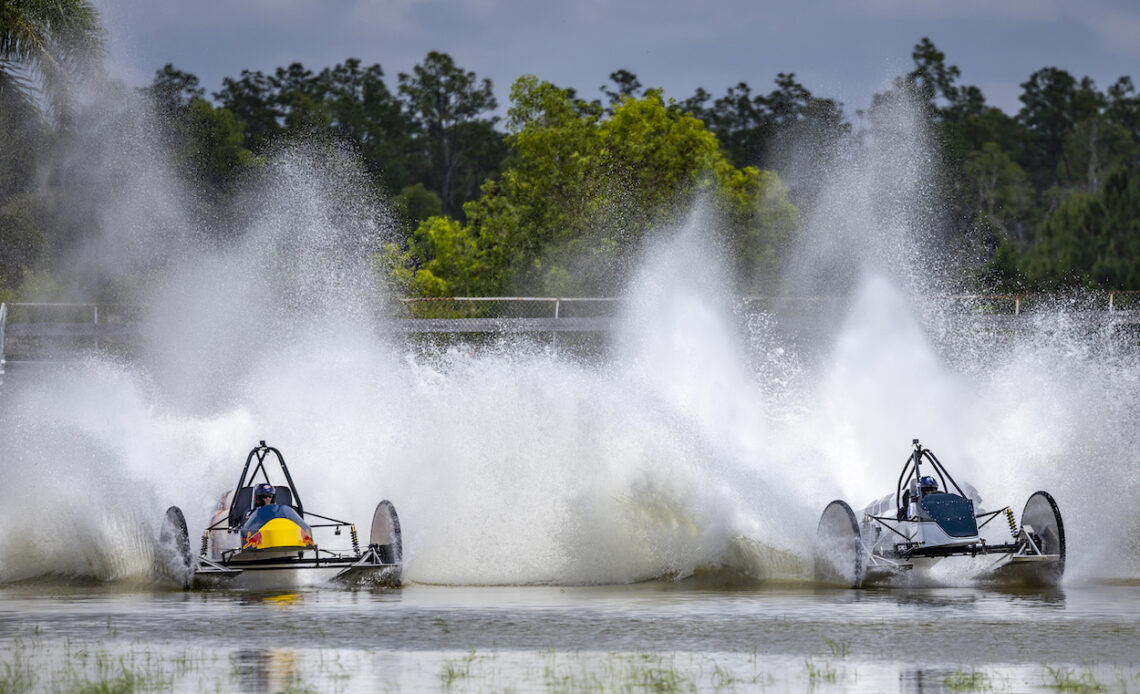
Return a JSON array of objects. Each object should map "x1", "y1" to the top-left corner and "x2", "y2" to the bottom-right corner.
[{"x1": 2, "y1": 292, "x2": 1140, "y2": 359}]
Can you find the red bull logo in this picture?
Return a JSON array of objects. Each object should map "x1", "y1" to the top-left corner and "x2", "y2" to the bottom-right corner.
[{"x1": 243, "y1": 518, "x2": 315, "y2": 550}]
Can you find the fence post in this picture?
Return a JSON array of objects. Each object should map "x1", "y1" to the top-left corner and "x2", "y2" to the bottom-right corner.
[
  {"x1": 0, "y1": 302, "x2": 7, "y2": 372},
  {"x1": 552, "y1": 298, "x2": 561, "y2": 352}
]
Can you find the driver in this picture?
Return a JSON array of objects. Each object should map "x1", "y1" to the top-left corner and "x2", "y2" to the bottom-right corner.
[
  {"x1": 243, "y1": 483, "x2": 276, "y2": 521},
  {"x1": 919, "y1": 476, "x2": 939, "y2": 495},
  {"x1": 254, "y1": 483, "x2": 276, "y2": 508}
]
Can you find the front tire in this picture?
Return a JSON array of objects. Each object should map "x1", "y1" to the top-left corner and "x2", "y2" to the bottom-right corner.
[
  {"x1": 1020, "y1": 491, "x2": 1065, "y2": 584},
  {"x1": 815, "y1": 500, "x2": 865, "y2": 588},
  {"x1": 369, "y1": 500, "x2": 402, "y2": 565}
]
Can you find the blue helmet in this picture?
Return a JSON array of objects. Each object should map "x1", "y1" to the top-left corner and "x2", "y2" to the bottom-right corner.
[
  {"x1": 919, "y1": 476, "x2": 938, "y2": 493},
  {"x1": 255, "y1": 483, "x2": 276, "y2": 502}
]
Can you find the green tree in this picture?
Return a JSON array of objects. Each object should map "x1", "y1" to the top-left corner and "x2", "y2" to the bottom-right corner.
[
  {"x1": 704, "y1": 81, "x2": 769, "y2": 167},
  {"x1": 390, "y1": 182, "x2": 442, "y2": 235},
  {"x1": 215, "y1": 69, "x2": 283, "y2": 149},
  {"x1": 1018, "y1": 68, "x2": 1102, "y2": 188},
  {"x1": 176, "y1": 98, "x2": 256, "y2": 196},
  {"x1": 386, "y1": 77, "x2": 798, "y2": 296},
  {"x1": 1090, "y1": 167, "x2": 1140, "y2": 287},
  {"x1": 689, "y1": 73, "x2": 849, "y2": 179},
  {"x1": 964, "y1": 142, "x2": 1034, "y2": 245},
  {"x1": 142, "y1": 66, "x2": 256, "y2": 204},
  {"x1": 143, "y1": 63, "x2": 204, "y2": 117},
  {"x1": 906, "y1": 37, "x2": 961, "y2": 112},
  {"x1": 1106, "y1": 77, "x2": 1140, "y2": 157},
  {"x1": 601, "y1": 69, "x2": 644, "y2": 109},
  {"x1": 1019, "y1": 168, "x2": 1140, "y2": 289},
  {"x1": 1020, "y1": 192, "x2": 1102, "y2": 288},
  {"x1": 0, "y1": 0, "x2": 102, "y2": 293},
  {"x1": 317, "y1": 59, "x2": 415, "y2": 189},
  {"x1": 398, "y1": 51, "x2": 500, "y2": 217},
  {"x1": 0, "y1": 191, "x2": 47, "y2": 290},
  {"x1": 0, "y1": 0, "x2": 103, "y2": 119}
]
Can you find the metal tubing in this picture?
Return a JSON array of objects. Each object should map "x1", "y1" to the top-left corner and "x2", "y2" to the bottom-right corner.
[
  {"x1": 922, "y1": 449, "x2": 968, "y2": 499},
  {"x1": 0, "y1": 302, "x2": 7, "y2": 368}
]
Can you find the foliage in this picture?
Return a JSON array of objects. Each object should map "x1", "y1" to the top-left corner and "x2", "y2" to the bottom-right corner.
[
  {"x1": 0, "y1": 0, "x2": 103, "y2": 120},
  {"x1": 1018, "y1": 168, "x2": 1140, "y2": 289},
  {"x1": 140, "y1": 65, "x2": 258, "y2": 209},
  {"x1": 682, "y1": 73, "x2": 850, "y2": 173},
  {"x1": 860, "y1": 38, "x2": 1140, "y2": 291},
  {"x1": 0, "y1": 0, "x2": 102, "y2": 294},
  {"x1": 386, "y1": 77, "x2": 798, "y2": 296},
  {"x1": 390, "y1": 182, "x2": 443, "y2": 234},
  {"x1": 0, "y1": 192, "x2": 47, "y2": 290},
  {"x1": 4, "y1": 31, "x2": 1140, "y2": 299},
  {"x1": 398, "y1": 51, "x2": 503, "y2": 217}
]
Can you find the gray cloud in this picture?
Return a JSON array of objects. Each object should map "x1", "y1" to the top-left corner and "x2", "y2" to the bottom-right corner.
[{"x1": 92, "y1": 0, "x2": 1137, "y2": 118}]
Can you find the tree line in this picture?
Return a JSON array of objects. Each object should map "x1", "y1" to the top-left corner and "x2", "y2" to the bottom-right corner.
[{"x1": 2, "y1": 2, "x2": 1138, "y2": 301}]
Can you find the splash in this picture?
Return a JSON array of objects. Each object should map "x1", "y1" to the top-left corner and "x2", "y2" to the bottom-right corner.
[{"x1": 2, "y1": 78, "x2": 1138, "y2": 588}]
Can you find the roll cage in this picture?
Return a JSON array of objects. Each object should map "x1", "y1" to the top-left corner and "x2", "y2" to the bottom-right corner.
[
  {"x1": 208, "y1": 441, "x2": 352, "y2": 534},
  {"x1": 895, "y1": 439, "x2": 969, "y2": 510}
]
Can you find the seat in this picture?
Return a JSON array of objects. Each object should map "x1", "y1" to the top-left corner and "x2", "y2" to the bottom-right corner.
[
  {"x1": 228, "y1": 487, "x2": 254, "y2": 527},
  {"x1": 273, "y1": 486, "x2": 293, "y2": 508}
]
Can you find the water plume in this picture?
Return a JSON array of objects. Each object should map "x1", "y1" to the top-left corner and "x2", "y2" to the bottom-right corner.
[{"x1": 2, "y1": 71, "x2": 1138, "y2": 588}]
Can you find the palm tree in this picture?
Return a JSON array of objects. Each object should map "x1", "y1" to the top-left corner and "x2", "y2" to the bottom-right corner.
[{"x1": 0, "y1": 0, "x2": 103, "y2": 118}]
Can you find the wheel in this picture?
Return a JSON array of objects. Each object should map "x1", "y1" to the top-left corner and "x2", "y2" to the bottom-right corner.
[
  {"x1": 160, "y1": 506, "x2": 193, "y2": 588},
  {"x1": 815, "y1": 500, "x2": 865, "y2": 588},
  {"x1": 369, "y1": 500, "x2": 402, "y2": 565},
  {"x1": 1020, "y1": 491, "x2": 1065, "y2": 584}
]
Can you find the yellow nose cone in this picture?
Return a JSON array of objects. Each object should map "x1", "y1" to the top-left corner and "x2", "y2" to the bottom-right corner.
[{"x1": 247, "y1": 517, "x2": 314, "y2": 549}]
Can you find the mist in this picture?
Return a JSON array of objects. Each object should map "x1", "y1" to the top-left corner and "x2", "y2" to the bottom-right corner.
[{"x1": 1, "y1": 74, "x2": 1137, "y2": 587}]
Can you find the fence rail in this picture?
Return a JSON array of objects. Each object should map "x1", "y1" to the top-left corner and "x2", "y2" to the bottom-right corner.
[{"x1": 3, "y1": 292, "x2": 1140, "y2": 358}]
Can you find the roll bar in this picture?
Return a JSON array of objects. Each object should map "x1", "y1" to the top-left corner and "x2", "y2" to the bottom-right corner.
[
  {"x1": 231, "y1": 441, "x2": 305, "y2": 517},
  {"x1": 895, "y1": 439, "x2": 969, "y2": 510}
]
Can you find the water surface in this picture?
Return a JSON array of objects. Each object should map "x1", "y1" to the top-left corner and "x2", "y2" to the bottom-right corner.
[{"x1": 3, "y1": 581, "x2": 1138, "y2": 692}]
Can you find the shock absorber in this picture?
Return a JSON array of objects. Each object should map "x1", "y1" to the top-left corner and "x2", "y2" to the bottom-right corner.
[
  {"x1": 200, "y1": 531, "x2": 209, "y2": 557},
  {"x1": 1005, "y1": 507, "x2": 1018, "y2": 539},
  {"x1": 350, "y1": 525, "x2": 360, "y2": 555}
]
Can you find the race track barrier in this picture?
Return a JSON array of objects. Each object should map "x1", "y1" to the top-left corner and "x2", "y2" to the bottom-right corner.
[{"x1": 2, "y1": 293, "x2": 1139, "y2": 361}]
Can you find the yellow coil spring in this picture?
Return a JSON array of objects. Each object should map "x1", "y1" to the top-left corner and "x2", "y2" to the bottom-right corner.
[
  {"x1": 1005, "y1": 507, "x2": 1018, "y2": 539},
  {"x1": 200, "y1": 532, "x2": 209, "y2": 557},
  {"x1": 350, "y1": 525, "x2": 360, "y2": 554}
]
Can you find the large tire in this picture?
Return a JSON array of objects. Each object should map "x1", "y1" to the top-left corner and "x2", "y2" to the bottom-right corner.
[
  {"x1": 1021, "y1": 491, "x2": 1065, "y2": 584},
  {"x1": 369, "y1": 500, "x2": 402, "y2": 565},
  {"x1": 159, "y1": 506, "x2": 193, "y2": 588},
  {"x1": 815, "y1": 500, "x2": 865, "y2": 588}
]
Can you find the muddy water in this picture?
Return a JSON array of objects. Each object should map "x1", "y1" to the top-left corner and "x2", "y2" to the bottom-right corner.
[{"x1": 2, "y1": 581, "x2": 1138, "y2": 692}]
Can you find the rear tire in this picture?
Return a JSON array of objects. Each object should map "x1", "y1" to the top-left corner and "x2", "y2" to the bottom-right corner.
[
  {"x1": 1020, "y1": 491, "x2": 1065, "y2": 584},
  {"x1": 815, "y1": 500, "x2": 865, "y2": 588},
  {"x1": 160, "y1": 506, "x2": 193, "y2": 588},
  {"x1": 369, "y1": 500, "x2": 402, "y2": 565}
]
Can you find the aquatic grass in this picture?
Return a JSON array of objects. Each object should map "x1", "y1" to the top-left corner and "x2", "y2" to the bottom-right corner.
[
  {"x1": 54, "y1": 648, "x2": 174, "y2": 694},
  {"x1": 943, "y1": 666, "x2": 994, "y2": 691},
  {"x1": 804, "y1": 658, "x2": 837, "y2": 684},
  {"x1": 1042, "y1": 664, "x2": 1104, "y2": 692},
  {"x1": 622, "y1": 653, "x2": 695, "y2": 693},
  {"x1": 822, "y1": 637, "x2": 849, "y2": 659},
  {"x1": 14, "y1": 635, "x2": 1132, "y2": 694},
  {"x1": 431, "y1": 616, "x2": 451, "y2": 634},
  {"x1": 0, "y1": 654, "x2": 37, "y2": 694},
  {"x1": 537, "y1": 650, "x2": 701, "y2": 693},
  {"x1": 440, "y1": 648, "x2": 478, "y2": 688}
]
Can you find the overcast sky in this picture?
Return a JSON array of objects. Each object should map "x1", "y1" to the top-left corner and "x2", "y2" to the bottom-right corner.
[{"x1": 93, "y1": 0, "x2": 1139, "y2": 120}]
